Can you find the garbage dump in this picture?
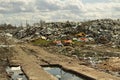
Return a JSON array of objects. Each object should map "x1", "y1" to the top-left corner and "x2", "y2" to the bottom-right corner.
[
  {"x1": 13, "y1": 19, "x2": 120, "y2": 47},
  {"x1": 1, "y1": 19, "x2": 119, "y2": 78},
  {"x1": 6, "y1": 66, "x2": 28, "y2": 80}
]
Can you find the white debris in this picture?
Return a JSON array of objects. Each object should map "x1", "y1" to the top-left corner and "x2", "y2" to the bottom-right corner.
[
  {"x1": 6, "y1": 66, "x2": 28, "y2": 80},
  {"x1": 11, "y1": 66, "x2": 21, "y2": 71}
]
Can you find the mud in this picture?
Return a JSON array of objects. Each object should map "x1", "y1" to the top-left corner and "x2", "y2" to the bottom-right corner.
[
  {"x1": 0, "y1": 47, "x2": 13, "y2": 80},
  {"x1": 43, "y1": 44, "x2": 120, "y2": 77}
]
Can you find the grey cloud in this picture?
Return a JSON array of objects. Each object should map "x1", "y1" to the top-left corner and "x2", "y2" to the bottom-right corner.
[
  {"x1": 112, "y1": 6, "x2": 120, "y2": 11},
  {"x1": 0, "y1": 1, "x2": 34, "y2": 14},
  {"x1": 36, "y1": 0, "x2": 84, "y2": 12},
  {"x1": 63, "y1": 5, "x2": 80, "y2": 11},
  {"x1": 36, "y1": 0, "x2": 60, "y2": 11}
]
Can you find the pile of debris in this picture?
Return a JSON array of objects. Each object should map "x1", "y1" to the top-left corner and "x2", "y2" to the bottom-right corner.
[
  {"x1": 13, "y1": 19, "x2": 120, "y2": 47},
  {"x1": 13, "y1": 21, "x2": 77, "y2": 41},
  {"x1": 77, "y1": 19, "x2": 120, "y2": 45}
]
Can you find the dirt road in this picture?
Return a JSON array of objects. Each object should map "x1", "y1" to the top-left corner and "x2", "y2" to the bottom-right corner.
[{"x1": 8, "y1": 43, "x2": 120, "y2": 80}]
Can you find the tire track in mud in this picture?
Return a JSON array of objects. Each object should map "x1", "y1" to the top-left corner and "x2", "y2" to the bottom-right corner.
[{"x1": 20, "y1": 46, "x2": 50, "y2": 64}]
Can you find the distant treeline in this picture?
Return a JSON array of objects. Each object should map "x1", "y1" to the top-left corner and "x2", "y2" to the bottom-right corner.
[{"x1": 0, "y1": 23, "x2": 16, "y2": 30}]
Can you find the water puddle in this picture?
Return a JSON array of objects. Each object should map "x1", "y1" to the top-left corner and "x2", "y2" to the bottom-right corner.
[
  {"x1": 6, "y1": 66, "x2": 28, "y2": 80},
  {"x1": 42, "y1": 65, "x2": 93, "y2": 80}
]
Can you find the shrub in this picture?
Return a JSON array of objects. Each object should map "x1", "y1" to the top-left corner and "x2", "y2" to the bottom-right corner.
[{"x1": 32, "y1": 39, "x2": 52, "y2": 47}]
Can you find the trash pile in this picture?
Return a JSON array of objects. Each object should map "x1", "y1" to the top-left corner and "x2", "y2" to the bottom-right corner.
[
  {"x1": 13, "y1": 21, "x2": 77, "y2": 41},
  {"x1": 13, "y1": 19, "x2": 120, "y2": 47},
  {"x1": 77, "y1": 19, "x2": 120, "y2": 45}
]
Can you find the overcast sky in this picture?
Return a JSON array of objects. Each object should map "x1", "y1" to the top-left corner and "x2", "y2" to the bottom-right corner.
[{"x1": 0, "y1": 0, "x2": 120, "y2": 25}]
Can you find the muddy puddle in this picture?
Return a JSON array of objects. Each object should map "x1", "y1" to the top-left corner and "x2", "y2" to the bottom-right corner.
[
  {"x1": 42, "y1": 65, "x2": 94, "y2": 80},
  {"x1": 6, "y1": 66, "x2": 28, "y2": 80}
]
